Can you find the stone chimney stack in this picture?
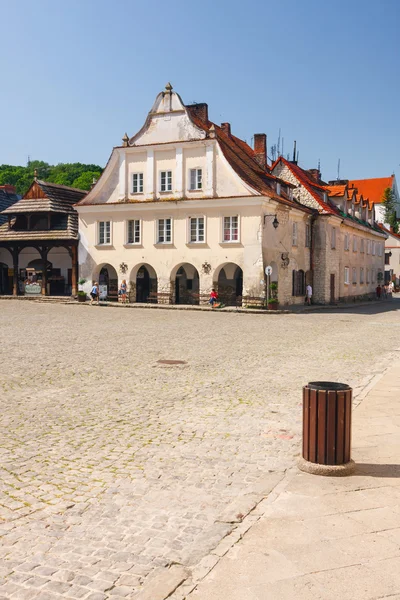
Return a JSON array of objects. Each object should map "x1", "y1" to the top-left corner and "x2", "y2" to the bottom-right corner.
[
  {"x1": 308, "y1": 168, "x2": 321, "y2": 184},
  {"x1": 254, "y1": 133, "x2": 267, "y2": 169},
  {"x1": 221, "y1": 122, "x2": 231, "y2": 136}
]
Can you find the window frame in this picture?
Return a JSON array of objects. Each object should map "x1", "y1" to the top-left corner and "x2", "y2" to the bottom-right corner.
[
  {"x1": 221, "y1": 215, "x2": 240, "y2": 243},
  {"x1": 352, "y1": 267, "x2": 357, "y2": 285},
  {"x1": 344, "y1": 233, "x2": 350, "y2": 251},
  {"x1": 353, "y1": 236, "x2": 357, "y2": 252},
  {"x1": 132, "y1": 172, "x2": 144, "y2": 194},
  {"x1": 305, "y1": 223, "x2": 311, "y2": 248},
  {"x1": 126, "y1": 219, "x2": 141, "y2": 245},
  {"x1": 360, "y1": 267, "x2": 364, "y2": 284},
  {"x1": 331, "y1": 227, "x2": 336, "y2": 249},
  {"x1": 344, "y1": 266, "x2": 350, "y2": 285},
  {"x1": 188, "y1": 168, "x2": 203, "y2": 191},
  {"x1": 156, "y1": 217, "x2": 173, "y2": 244},
  {"x1": 188, "y1": 215, "x2": 206, "y2": 244},
  {"x1": 97, "y1": 220, "x2": 112, "y2": 246},
  {"x1": 360, "y1": 238, "x2": 365, "y2": 253},
  {"x1": 292, "y1": 222, "x2": 298, "y2": 247},
  {"x1": 159, "y1": 170, "x2": 173, "y2": 193}
]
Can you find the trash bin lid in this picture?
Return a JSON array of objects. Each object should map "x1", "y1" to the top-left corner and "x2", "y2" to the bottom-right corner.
[{"x1": 307, "y1": 381, "x2": 351, "y2": 391}]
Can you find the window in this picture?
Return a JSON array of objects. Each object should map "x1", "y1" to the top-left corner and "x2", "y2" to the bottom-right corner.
[
  {"x1": 157, "y1": 218, "x2": 172, "y2": 243},
  {"x1": 372, "y1": 241, "x2": 376, "y2": 256},
  {"x1": 127, "y1": 219, "x2": 141, "y2": 244},
  {"x1": 366, "y1": 269, "x2": 370, "y2": 284},
  {"x1": 189, "y1": 168, "x2": 202, "y2": 191},
  {"x1": 360, "y1": 267, "x2": 364, "y2": 284},
  {"x1": 160, "y1": 170, "x2": 172, "y2": 192},
  {"x1": 223, "y1": 216, "x2": 239, "y2": 242},
  {"x1": 98, "y1": 221, "x2": 111, "y2": 245},
  {"x1": 385, "y1": 253, "x2": 391, "y2": 265},
  {"x1": 378, "y1": 243, "x2": 383, "y2": 257},
  {"x1": 352, "y1": 267, "x2": 357, "y2": 284},
  {"x1": 372, "y1": 269, "x2": 376, "y2": 283},
  {"x1": 367, "y1": 240, "x2": 371, "y2": 254},
  {"x1": 331, "y1": 227, "x2": 336, "y2": 249},
  {"x1": 344, "y1": 234, "x2": 349, "y2": 251},
  {"x1": 189, "y1": 217, "x2": 205, "y2": 243},
  {"x1": 344, "y1": 267, "x2": 349, "y2": 285},
  {"x1": 305, "y1": 224, "x2": 311, "y2": 248},
  {"x1": 353, "y1": 236, "x2": 357, "y2": 252},
  {"x1": 132, "y1": 173, "x2": 144, "y2": 193},
  {"x1": 292, "y1": 222, "x2": 298, "y2": 246},
  {"x1": 360, "y1": 239, "x2": 365, "y2": 253},
  {"x1": 276, "y1": 182, "x2": 281, "y2": 196}
]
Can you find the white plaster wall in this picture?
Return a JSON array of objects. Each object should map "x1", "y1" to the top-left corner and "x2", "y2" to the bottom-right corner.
[{"x1": 127, "y1": 152, "x2": 147, "y2": 200}]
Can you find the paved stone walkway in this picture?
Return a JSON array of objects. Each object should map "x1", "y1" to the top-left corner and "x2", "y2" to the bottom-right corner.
[
  {"x1": 184, "y1": 356, "x2": 400, "y2": 600},
  {"x1": 0, "y1": 301, "x2": 400, "y2": 599}
]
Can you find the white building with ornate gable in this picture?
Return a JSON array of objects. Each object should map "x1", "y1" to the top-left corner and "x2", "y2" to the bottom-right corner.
[{"x1": 76, "y1": 84, "x2": 314, "y2": 306}]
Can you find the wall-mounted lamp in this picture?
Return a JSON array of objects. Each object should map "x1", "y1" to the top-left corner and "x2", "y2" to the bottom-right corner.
[{"x1": 264, "y1": 213, "x2": 279, "y2": 229}]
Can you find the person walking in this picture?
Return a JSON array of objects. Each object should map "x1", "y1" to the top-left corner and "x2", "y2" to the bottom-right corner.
[
  {"x1": 376, "y1": 284, "x2": 382, "y2": 300},
  {"x1": 306, "y1": 283, "x2": 313, "y2": 306},
  {"x1": 90, "y1": 281, "x2": 99, "y2": 305},
  {"x1": 119, "y1": 279, "x2": 128, "y2": 304}
]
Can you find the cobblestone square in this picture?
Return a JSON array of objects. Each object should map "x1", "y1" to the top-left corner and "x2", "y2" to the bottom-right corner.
[{"x1": 1, "y1": 301, "x2": 400, "y2": 599}]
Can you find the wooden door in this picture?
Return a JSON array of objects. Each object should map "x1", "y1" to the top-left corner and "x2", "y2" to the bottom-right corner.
[{"x1": 330, "y1": 274, "x2": 335, "y2": 303}]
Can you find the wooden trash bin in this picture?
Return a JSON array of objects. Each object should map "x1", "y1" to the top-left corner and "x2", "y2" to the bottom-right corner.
[{"x1": 300, "y1": 381, "x2": 355, "y2": 475}]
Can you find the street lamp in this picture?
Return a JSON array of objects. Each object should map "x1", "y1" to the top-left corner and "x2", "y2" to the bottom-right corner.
[{"x1": 264, "y1": 213, "x2": 279, "y2": 229}]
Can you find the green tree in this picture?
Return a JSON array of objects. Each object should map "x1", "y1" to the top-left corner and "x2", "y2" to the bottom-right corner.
[
  {"x1": 383, "y1": 187, "x2": 398, "y2": 233},
  {"x1": 72, "y1": 171, "x2": 102, "y2": 190}
]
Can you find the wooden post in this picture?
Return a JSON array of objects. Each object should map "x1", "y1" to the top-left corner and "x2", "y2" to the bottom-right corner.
[
  {"x1": 40, "y1": 247, "x2": 48, "y2": 296},
  {"x1": 71, "y1": 245, "x2": 78, "y2": 296},
  {"x1": 12, "y1": 247, "x2": 19, "y2": 296}
]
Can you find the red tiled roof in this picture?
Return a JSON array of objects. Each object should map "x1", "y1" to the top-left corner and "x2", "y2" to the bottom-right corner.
[
  {"x1": 271, "y1": 157, "x2": 338, "y2": 215},
  {"x1": 348, "y1": 177, "x2": 394, "y2": 206},
  {"x1": 324, "y1": 184, "x2": 346, "y2": 197}
]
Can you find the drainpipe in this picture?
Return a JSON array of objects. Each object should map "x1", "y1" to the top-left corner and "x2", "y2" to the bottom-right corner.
[{"x1": 310, "y1": 212, "x2": 317, "y2": 288}]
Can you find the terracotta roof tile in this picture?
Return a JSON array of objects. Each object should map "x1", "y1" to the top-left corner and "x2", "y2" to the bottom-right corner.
[
  {"x1": 324, "y1": 184, "x2": 347, "y2": 197},
  {"x1": 348, "y1": 176, "x2": 394, "y2": 206}
]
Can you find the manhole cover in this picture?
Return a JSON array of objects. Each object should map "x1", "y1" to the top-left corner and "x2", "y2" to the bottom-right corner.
[{"x1": 157, "y1": 359, "x2": 187, "y2": 365}]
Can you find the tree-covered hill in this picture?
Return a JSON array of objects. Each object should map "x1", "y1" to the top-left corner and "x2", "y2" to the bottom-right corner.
[{"x1": 0, "y1": 160, "x2": 103, "y2": 195}]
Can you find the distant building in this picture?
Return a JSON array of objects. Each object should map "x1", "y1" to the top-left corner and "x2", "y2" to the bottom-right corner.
[
  {"x1": 0, "y1": 179, "x2": 86, "y2": 296},
  {"x1": 347, "y1": 176, "x2": 399, "y2": 226},
  {"x1": 271, "y1": 158, "x2": 386, "y2": 303},
  {"x1": 76, "y1": 84, "x2": 314, "y2": 306}
]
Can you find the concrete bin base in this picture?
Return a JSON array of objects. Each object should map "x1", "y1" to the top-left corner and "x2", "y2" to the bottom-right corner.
[{"x1": 298, "y1": 456, "x2": 355, "y2": 477}]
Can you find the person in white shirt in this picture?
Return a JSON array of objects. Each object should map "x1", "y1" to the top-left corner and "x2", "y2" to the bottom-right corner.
[{"x1": 306, "y1": 284, "x2": 312, "y2": 305}]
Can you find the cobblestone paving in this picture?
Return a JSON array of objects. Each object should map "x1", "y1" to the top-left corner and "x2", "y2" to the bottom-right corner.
[{"x1": 1, "y1": 300, "x2": 400, "y2": 599}]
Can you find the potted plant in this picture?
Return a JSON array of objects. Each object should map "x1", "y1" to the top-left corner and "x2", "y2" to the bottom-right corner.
[
  {"x1": 77, "y1": 278, "x2": 87, "y2": 302},
  {"x1": 267, "y1": 282, "x2": 279, "y2": 310}
]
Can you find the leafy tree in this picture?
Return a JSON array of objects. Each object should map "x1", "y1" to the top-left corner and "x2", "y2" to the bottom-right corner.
[
  {"x1": 383, "y1": 187, "x2": 398, "y2": 233},
  {"x1": 0, "y1": 161, "x2": 103, "y2": 195}
]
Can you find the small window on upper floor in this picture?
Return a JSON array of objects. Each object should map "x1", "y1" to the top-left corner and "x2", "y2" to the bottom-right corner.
[
  {"x1": 360, "y1": 238, "x2": 365, "y2": 253},
  {"x1": 189, "y1": 169, "x2": 202, "y2": 191},
  {"x1": 344, "y1": 233, "x2": 350, "y2": 251},
  {"x1": 353, "y1": 236, "x2": 357, "y2": 252},
  {"x1": 98, "y1": 221, "x2": 111, "y2": 245},
  {"x1": 331, "y1": 227, "x2": 337, "y2": 249},
  {"x1": 160, "y1": 171, "x2": 172, "y2": 192},
  {"x1": 127, "y1": 219, "x2": 141, "y2": 244},
  {"x1": 292, "y1": 222, "x2": 298, "y2": 246},
  {"x1": 305, "y1": 224, "x2": 311, "y2": 248},
  {"x1": 223, "y1": 216, "x2": 239, "y2": 242},
  {"x1": 344, "y1": 266, "x2": 349, "y2": 285},
  {"x1": 276, "y1": 182, "x2": 281, "y2": 196},
  {"x1": 132, "y1": 173, "x2": 144, "y2": 194},
  {"x1": 157, "y1": 218, "x2": 172, "y2": 243},
  {"x1": 189, "y1": 216, "x2": 205, "y2": 243}
]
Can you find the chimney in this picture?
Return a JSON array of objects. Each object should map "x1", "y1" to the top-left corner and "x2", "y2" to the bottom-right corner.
[
  {"x1": 253, "y1": 133, "x2": 267, "y2": 169},
  {"x1": 221, "y1": 122, "x2": 231, "y2": 136},
  {"x1": 308, "y1": 168, "x2": 320, "y2": 184},
  {"x1": 186, "y1": 103, "x2": 209, "y2": 124},
  {"x1": 292, "y1": 140, "x2": 297, "y2": 165}
]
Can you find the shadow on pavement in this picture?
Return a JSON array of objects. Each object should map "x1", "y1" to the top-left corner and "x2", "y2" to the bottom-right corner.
[
  {"x1": 308, "y1": 299, "x2": 400, "y2": 316},
  {"x1": 353, "y1": 463, "x2": 400, "y2": 478}
]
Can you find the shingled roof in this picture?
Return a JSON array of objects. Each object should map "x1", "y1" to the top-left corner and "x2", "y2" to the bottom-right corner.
[
  {"x1": 348, "y1": 176, "x2": 394, "y2": 209},
  {"x1": 2, "y1": 180, "x2": 87, "y2": 215},
  {"x1": 0, "y1": 186, "x2": 20, "y2": 225}
]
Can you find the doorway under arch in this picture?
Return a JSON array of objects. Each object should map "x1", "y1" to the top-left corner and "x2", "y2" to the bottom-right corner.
[
  {"x1": 215, "y1": 263, "x2": 243, "y2": 306},
  {"x1": 135, "y1": 264, "x2": 157, "y2": 303},
  {"x1": 172, "y1": 263, "x2": 200, "y2": 304},
  {"x1": 99, "y1": 264, "x2": 118, "y2": 301},
  {"x1": 0, "y1": 262, "x2": 10, "y2": 295}
]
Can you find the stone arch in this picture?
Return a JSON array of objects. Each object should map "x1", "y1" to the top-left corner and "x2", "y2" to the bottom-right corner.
[
  {"x1": 171, "y1": 262, "x2": 200, "y2": 305},
  {"x1": 92, "y1": 263, "x2": 119, "y2": 301},
  {"x1": 213, "y1": 262, "x2": 243, "y2": 306},
  {"x1": 128, "y1": 263, "x2": 158, "y2": 303}
]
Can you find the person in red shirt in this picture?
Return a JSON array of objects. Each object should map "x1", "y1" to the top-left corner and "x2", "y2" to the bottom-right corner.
[{"x1": 209, "y1": 288, "x2": 218, "y2": 308}]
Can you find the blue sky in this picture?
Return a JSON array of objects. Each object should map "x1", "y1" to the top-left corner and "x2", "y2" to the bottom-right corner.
[{"x1": 1, "y1": 0, "x2": 399, "y2": 182}]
